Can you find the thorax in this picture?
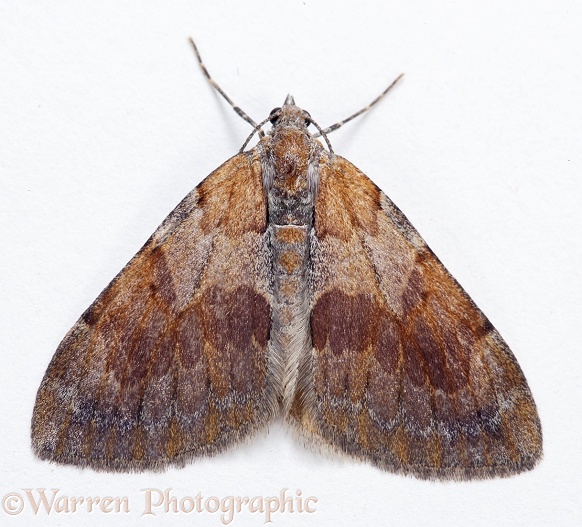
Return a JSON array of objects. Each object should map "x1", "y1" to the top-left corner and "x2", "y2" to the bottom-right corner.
[{"x1": 259, "y1": 128, "x2": 322, "y2": 227}]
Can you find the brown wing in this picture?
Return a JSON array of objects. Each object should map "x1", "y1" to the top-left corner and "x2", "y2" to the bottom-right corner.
[
  {"x1": 31, "y1": 151, "x2": 278, "y2": 471},
  {"x1": 290, "y1": 155, "x2": 542, "y2": 480}
]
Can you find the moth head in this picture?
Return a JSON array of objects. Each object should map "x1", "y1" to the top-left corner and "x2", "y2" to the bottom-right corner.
[{"x1": 269, "y1": 95, "x2": 312, "y2": 131}]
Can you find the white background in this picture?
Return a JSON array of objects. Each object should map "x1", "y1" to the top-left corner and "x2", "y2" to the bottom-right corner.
[{"x1": 1, "y1": 1, "x2": 581, "y2": 526}]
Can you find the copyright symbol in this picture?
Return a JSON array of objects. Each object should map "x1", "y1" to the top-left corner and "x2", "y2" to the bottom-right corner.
[{"x1": 2, "y1": 493, "x2": 24, "y2": 515}]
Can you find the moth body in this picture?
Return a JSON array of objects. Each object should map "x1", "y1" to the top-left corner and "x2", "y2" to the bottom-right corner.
[{"x1": 32, "y1": 91, "x2": 542, "y2": 480}]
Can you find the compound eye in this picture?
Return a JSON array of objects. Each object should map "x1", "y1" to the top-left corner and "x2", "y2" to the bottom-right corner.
[
  {"x1": 303, "y1": 110, "x2": 312, "y2": 127},
  {"x1": 269, "y1": 107, "x2": 281, "y2": 125}
]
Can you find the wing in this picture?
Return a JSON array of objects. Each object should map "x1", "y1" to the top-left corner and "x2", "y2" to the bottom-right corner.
[
  {"x1": 289, "y1": 155, "x2": 542, "y2": 480},
  {"x1": 31, "y1": 151, "x2": 278, "y2": 471}
]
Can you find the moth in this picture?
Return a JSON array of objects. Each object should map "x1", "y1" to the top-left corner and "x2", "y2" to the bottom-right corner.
[{"x1": 31, "y1": 40, "x2": 542, "y2": 480}]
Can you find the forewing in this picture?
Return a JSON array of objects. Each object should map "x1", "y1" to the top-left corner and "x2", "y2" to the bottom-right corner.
[
  {"x1": 291, "y1": 155, "x2": 542, "y2": 480},
  {"x1": 32, "y1": 152, "x2": 277, "y2": 471}
]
